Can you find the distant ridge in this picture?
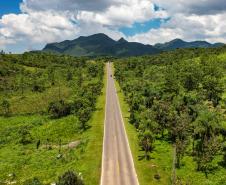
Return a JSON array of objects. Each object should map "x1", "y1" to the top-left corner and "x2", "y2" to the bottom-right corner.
[
  {"x1": 154, "y1": 38, "x2": 225, "y2": 51},
  {"x1": 42, "y1": 33, "x2": 224, "y2": 57}
]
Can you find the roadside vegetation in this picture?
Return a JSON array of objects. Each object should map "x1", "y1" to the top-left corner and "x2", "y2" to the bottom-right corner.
[
  {"x1": 0, "y1": 52, "x2": 105, "y2": 184},
  {"x1": 114, "y1": 46, "x2": 226, "y2": 185}
]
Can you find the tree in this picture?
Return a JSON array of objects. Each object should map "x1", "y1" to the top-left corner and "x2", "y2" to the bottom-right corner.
[
  {"x1": 87, "y1": 63, "x2": 99, "y2": 77},
  {"x1": 47, "y1": 67, "x2": 55, "y2": 85},
  {"x1": 78, "y1": 107, "x2": 92, "y2": 130},
  {"x1": 1, "y1": 99, "x2": 10, "y2": 116},
  {"x1": 77, "y1": 70, "x2": 83, "y2": 87},
  {"x1": 139, "y1": 130, "x2": 154, "y2": 160},
  {"x1": 201, "y1": 58, "x2": 224, "y2": 107},
  {"x1": 193, "y1": 109, "x2": 222, "y2": 175},
  {"x1": 19, "y1": 126, "x2": 33, "y2": 145},
  {"x1": 66, "y1": 70, "x2": 73, "y2": 81},
  {"x1": 48, "y1": 100, "x2": 71, "y2": 118},
  {"x1": 56, "y1": 171, "x2": 84, "y2": 185}
]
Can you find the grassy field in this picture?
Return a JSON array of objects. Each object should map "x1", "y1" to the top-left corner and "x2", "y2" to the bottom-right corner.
[
  {"x1": 0, "y1": 63, "x2": 106, "y2": 185},
  {"x1": 114, "y1": 72, "x2": 226, "y2": 185}
]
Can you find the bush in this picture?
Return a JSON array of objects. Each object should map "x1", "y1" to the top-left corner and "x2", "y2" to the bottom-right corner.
[
  {"x1": 19, "y1": 126, "x2": 33, "y2": 145},
  {"x1": 32, "y1": 84, "x2": 45, "y2": 92},
  {"x1": 1, "y1": 99, "x2": 10, "y2": 116},
  {"x1": 56, "y1": 171, "x2": 84, "y2": 185},
  {"x1": 48, "y1": 100, "x2": 71, "y2": 118}
]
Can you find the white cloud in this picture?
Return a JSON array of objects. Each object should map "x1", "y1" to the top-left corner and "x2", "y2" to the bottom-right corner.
[
  {"x1": 76, "y1": 0, "x2": 167, "y2": 27},
  {"x1": 152, "y1": 0, "x2": 226, "y2": 15},
  {"x1": 128, "y1": 28, "x2": 183, "y2": 44},
  {"x1": 1, "y1": 0, "x2": 226, "y2": 53},
  {"x1": 0, "y1": 11, "x2": 80, "y2": 52},
  {"x1": 1, "y1": 0, "x2": 167, "y2": 52},
  {"x1": 129, "y1": 12, "x2": 226, "y2": 44}
]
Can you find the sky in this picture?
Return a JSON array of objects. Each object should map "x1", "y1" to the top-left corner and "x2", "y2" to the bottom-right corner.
[{"x1": 0, "y1": 0, "x2": 226, "y2": 53}]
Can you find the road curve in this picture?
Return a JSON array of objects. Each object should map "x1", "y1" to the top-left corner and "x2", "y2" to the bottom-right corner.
[{"x1": 100, "y1": 63, "x2": 139, "y2": 185}]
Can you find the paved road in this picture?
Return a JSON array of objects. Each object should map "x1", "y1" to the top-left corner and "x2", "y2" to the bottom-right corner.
[{"x1": 100, "y1": 63, "x2": 139, "y2": 185}]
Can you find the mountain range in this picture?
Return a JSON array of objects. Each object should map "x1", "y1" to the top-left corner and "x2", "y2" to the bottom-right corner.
[{"x1": 42, "y1": 33, "x2": 224, "y2": 57}]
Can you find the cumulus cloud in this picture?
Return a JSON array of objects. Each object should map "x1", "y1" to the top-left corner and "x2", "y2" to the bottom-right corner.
[
  {"x1": 129, "y1": 12, "x2": 226, "y2": 44},
  {"x1": 0, "y1": 0, "x2": 226, "y2": 53},
  {"x1": 76, "y1": 0, "x2": 167, "y2": 27},
  {"x1": 21, "y1": 0, "x2": 120, "y2": 12},
  {"x1": 152, "y1": 0, "x2": 226, "y2": 15},
  {"x1": 0, "y1": 11, "x2": 79, "y2": 45}
]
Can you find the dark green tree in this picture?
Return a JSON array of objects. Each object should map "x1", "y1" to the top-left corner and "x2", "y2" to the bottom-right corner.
[{"x1": 56, "y1": 171, "x2": 84, "y2": 185}]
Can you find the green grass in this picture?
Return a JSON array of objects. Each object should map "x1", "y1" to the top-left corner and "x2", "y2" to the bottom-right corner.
[
  {"x1": 1, "y1": 86, "x2": 73, "y2": 115},
  {"x1": 114, "y1": 74, "x2": 226, "y2": 185},
  {"x1": 0, "y1": 65, "x2": 107, "y2": 185}
]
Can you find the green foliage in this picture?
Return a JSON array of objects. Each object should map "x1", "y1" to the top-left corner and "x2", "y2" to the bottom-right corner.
[
  {"x1": 48, "y1": 100, "x2": 71, "y2": 119},
  {"x1": 56, "y1": 171, "x2": 84, "y2": 185},
  {"x1": 0, "y1": 52, "x2": 105, "y2": 184},
  {"x1": 114, "y1": 46, "x2": 226, "y2": 184},
  {"x1": 18, "y1": 126, "x2": 33, "y2": 145},
  {"x1": 139, "y1": 130, "x2": 154, "y2": 160},
  {"x1": 1, "y1": 99, "x2": 10, "y2": 116}
]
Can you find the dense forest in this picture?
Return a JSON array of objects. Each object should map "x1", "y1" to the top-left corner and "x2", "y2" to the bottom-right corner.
[
  {"x1": 114, "y1": 46, "x2": 226, "y2": 184},
  {"x1": 0, "y1": 52, "x2": 105, "y2": 184}
]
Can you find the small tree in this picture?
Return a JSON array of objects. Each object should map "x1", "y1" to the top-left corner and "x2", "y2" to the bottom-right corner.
[
  {"x1": 48, "y1": 100, "x2": 71, "y2": 118},
  {"x1": 66, "y1": 70, "x2": 73, "y2": 81},
  {"x1": 139, "y1": 130, "x2": 154, "y2": 160},
  {"x1": 56, "y1": 171, "x2": 84, "y2": 185},
  {"x1": 19, "y1": 126, "x2": 33, "y2": 145},
  {"x1": 78, "y1": 107, "x2": 92, "y2": 130},
  {"x1": 1, "y1": 99, "x2": 10, "y2": 116},
  {"x1": 47, "y1": 67, "x2": 55, "y2": 86}
]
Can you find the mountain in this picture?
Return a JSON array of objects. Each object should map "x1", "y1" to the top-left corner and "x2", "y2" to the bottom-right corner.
[
  {"x1": 154, "y1": 39, "x2": 224, "y2": 51},
  {"x1": 42, "y1": 34, "x2": 224, "y2": 57},
  {"x1": 43, "y1": 33, "x2": 160, "y2": 57}
]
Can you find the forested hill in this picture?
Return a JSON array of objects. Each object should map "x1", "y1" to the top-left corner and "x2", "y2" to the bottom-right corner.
[
  {"x1": 154, "y1": 39, "x2": 224, "y2": 51},
  {"x1": 42, "y1": 33, "x2": 160, "y2": 57},
  {"x1": 42, "y1": 33, "x2": 224, "y2": 57}
]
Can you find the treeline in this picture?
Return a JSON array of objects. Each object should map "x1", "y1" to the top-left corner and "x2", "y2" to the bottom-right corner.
[{"x1": 114, "y1": 47, "x2": 226, "y2": 179}]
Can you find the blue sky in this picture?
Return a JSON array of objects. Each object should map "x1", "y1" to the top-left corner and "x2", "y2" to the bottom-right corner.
[
  {"x1": 0, "y1": 0, "x2": 22, "y2": 17},
  {"x1": 119, "y1": 19, "x2": 169, "y2": 36},
  {"x1": 0, "y1": 0, "x2": 226, "y2": 53},
  {"x1": 0, "y1": 0, "x2": 164, "y2": 37}
]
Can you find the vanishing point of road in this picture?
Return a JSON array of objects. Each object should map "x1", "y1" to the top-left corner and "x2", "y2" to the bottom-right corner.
[{"x1": 100, "y1": 63, "x2": 139, "y2": 185}]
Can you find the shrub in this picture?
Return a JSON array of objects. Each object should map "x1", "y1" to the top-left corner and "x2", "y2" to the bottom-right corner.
[
  {"x1": 56, "y1": 171, "x2": 84, "y2": 185},
  {"x1": 19, "y1": 126, "x2": 33, "y2": 145},
  {"x1": 32, "y1": 84, "x2": 45, "y2": 92},
  {"x1": 1, "y1": 99, "x2": 10, "y2": 116},
  {"x1": 48, "y1": 100, "x2": 71, "y2": 118}
]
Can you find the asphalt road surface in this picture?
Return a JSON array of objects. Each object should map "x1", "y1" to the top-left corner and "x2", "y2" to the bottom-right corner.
[{"x1": 100, "y1": 63, "x2": 139, "y2": 185}]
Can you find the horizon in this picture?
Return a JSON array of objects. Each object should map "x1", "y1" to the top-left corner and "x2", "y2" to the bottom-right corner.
[
  {"x1": 46, "y1": 33, "x2": 224, "y2": 45},
  {"x1": 1, "y1": 0, "x2": 226, "y2": 53}
]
